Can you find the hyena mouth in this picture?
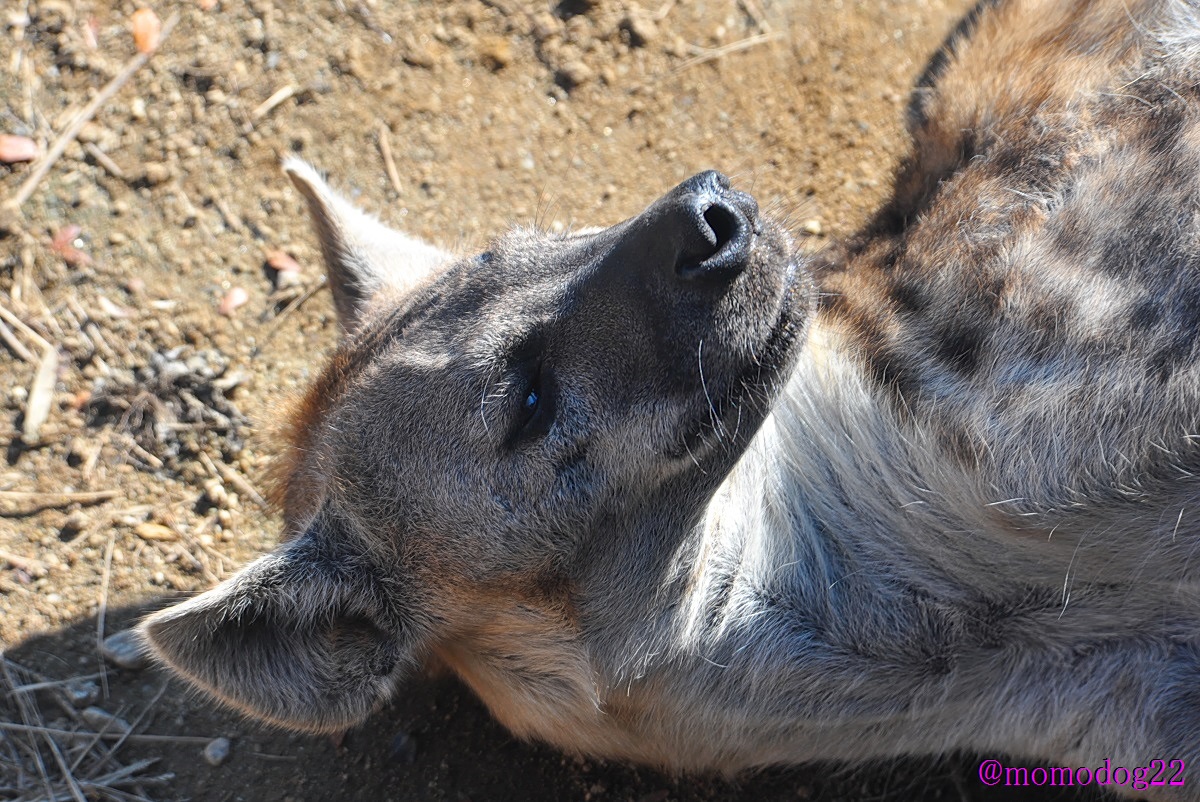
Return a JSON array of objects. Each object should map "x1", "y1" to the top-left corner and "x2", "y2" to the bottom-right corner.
[{"x1": 670, "y1": 254, "x2": 808, "y2": 462}]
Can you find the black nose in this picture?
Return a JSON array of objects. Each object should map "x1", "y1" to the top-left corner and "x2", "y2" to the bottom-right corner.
[{"x1": 667, "y1": 171, "x2": 758, "y2": 281}]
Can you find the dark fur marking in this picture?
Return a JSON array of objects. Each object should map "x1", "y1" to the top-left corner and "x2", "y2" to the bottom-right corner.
[
  {"x1": 933, "y1": 321, "x2": 987, "y2": 375},
  {"x1": 1148, "y1": 333, "x2": 1195, "y2": 383},
  {"x1": 1130, "y1": 298, "x2": 1162, "y2": 331},
  {"x1": 907, "y1": 0, "x2": 1006, "y2": 129},
  {"x1": 1148, "y1": 284, "x2": 1200, "y2": 381},
  {"x1": 941, "y1": 425, "x2": 985, "y2": 467},
  {"x1": 864, "y1": 345, "x2": 923, "y2": 406},
  {"x1": 890, "y1": 277, "x2": 928, "y2": 316}
]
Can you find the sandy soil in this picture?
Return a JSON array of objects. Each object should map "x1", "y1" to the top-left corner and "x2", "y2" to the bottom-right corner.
[{"x1": 0, "y1": 0, "x2": 1113, "y2": 800}]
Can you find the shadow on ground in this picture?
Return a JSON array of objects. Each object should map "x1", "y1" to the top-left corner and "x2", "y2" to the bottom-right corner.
[{"x1": 6, "y1": 600, "x2": 1107, "y2": 802}]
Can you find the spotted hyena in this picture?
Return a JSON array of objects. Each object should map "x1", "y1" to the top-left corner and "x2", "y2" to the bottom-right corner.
[{"x1": 141, "y1": 0, "x2": 1200, "y2": 797}]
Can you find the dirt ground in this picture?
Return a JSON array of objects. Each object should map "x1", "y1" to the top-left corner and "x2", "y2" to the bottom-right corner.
[{"x1": 0, "y1": 0, "x2": 1123, "y2": 800}]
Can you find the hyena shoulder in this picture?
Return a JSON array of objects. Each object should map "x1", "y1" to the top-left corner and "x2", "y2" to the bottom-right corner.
[{"x1": 818, "y1": 0, "x2": 1200, "y2": 516}]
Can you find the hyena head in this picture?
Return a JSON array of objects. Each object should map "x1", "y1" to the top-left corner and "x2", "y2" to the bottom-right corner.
[{"x1": 141, "y1": 160, "x2": 815, "y2": 732}]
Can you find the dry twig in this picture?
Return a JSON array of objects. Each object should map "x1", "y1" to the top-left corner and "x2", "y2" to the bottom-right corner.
[
  {"x1": 0, "y1": 489, "x2": 119, "y2": 504},
  {"x1": 199, "y1": 451, "x2": 267, "y2": 509},
  {"x1": 0, "y1": 722, "x2": 214, "y2": 746},
  {"x1": 251, "y1": 84, "x2": 297, "y2": 122},
  {"x1": 0, "y1": 547, "x2": 49, "y2": 576},
  {"x1": 0, "y1": 490, "x2": 120, "y2": 517},
  {"x1": 671, "y1": 32, "x2": 782, "y2": 74},
  {"x1": 377, "y1": 120, "x2": 404, "y2": 197}
]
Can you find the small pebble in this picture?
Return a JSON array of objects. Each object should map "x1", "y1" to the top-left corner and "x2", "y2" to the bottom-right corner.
[
  {"x1": 77, "y1": 122, "x2": 104, "y2": 144},
  {"x1": 142, "y1": 162, "x2": 172, "y2": 186},
  {"x1": 131, "y1": 8, "x2": 162, "y2": 53},
  {"x1": 82, "y1": 706, "x2": 132, "y2": 734},
  {"x1": 62, "y1": 509, "x2": 90, "y2": 534},
  {"x1": 266, "y1": 250, "x2": 303, "y2": 289},
  {"x1": 0, "y1": 134, "x2": 40, "y2": 163},
  {"x1": 266, "y1": 249, "x2": 302, "y2": 274},
  {"x1": 204, "y1": 478, "x2": 229, "y2": 508},
  {"x1": 204, "y1": 736, "x2": 232, "y2": 766},
  {"x1": 620, "y1": 13, "x2": 658, "y2": 47},
  {"x1": 65, "y1": 680, "x2": 100, "y2": 708},
  {"x1": 100, "y1": 628, "x2": 152, "y2": 670},
  {"x1": 557, "y1": 60, "x2": 593, "y2": 88},
  {"x1": 218, "y1": 286, "x2": 249, "y2": 317}
]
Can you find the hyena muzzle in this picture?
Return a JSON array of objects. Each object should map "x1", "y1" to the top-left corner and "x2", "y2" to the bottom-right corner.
[{"x1": 141, "y1": 0, "x2": 1200, "y2": 798}]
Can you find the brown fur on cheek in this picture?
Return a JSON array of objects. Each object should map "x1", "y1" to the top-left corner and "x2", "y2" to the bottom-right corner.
[
  {"x1": 431, "y1": 580, "x2": 625, "y2": 756},
  {"x1": 263, "y1": 366, "x2": 344, "y2": 533},
  {"x1": 264, "y1": 317, "x2": 399, "y2": 533}
]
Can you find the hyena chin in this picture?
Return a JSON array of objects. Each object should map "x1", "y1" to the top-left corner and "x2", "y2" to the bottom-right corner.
[{"x1": 143, "y1": 0, "x2": 1200, "y2": 797}]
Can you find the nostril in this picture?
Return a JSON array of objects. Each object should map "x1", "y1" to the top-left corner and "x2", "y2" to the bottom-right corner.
[
  {"x1": 676, "y1": 198, "x2": 752, "y2": 281},
  {"x1": 703, "y1": 202, "x2": 741, "y2": 253}
]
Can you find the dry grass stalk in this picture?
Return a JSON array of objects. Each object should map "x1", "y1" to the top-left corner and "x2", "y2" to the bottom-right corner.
[
  {"x1": 83, "y1": 143, "x2": 125, "y2": 179},
  {"x1": 0, "y1": 317, "x2": 35, "y2": 362},
  {"x1": 96, "y1": 529, "x2": 117, "y2": 698},
  {"x1": 0, "y1": 301, "x2": 51, "y2": 353}
]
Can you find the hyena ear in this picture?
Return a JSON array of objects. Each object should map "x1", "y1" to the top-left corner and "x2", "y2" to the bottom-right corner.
[
  {"x1": 283, "y1": 158, "x2": 452, "y2": 333},
  {"x1": 139, "y1": 522, "x2": 415, "y2": 733}
]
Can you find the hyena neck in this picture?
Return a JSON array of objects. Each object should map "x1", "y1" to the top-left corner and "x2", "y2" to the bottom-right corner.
[
  {"x1": 676, "y1": 321, "x2": 1074, "y2": 666},
  {"x1": 625, "y1": 324, "x2": 1053, "y2": 764},
  {"x1": 700, "y1": 321, "x2": 988, "y2": 610}
]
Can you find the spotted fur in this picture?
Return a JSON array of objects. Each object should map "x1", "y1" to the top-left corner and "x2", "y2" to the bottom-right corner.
[{"x1": 143, "y1": 1, "x2": 1200, "y2": 798}]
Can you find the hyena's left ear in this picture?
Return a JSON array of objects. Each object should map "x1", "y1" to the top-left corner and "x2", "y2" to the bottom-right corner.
[
  {"x1": 139, "y1": 521, "x2": 418, "y2": 733},
  {"x1": 283, "y1": 158, "x2": 452, "y2": 333}
]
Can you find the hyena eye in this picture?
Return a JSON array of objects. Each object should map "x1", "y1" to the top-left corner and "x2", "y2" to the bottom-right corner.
[
  {"x1": 503, "y1": 330, "x2": 554, "y2": 446},
  {"x1": 509, "y1": 361, "x2": 554, "y2": 445},
  {"x1": 523, "y1": 386, "x2": 540, "y2": 414},
  {"x1": 518, "y1": 366, "x2": 545, "y2": 428}
]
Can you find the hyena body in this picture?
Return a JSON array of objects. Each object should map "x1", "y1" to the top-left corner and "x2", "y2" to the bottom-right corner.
[{"x1": 144, "y1": 0, "x2": 1200, "y2": 795}]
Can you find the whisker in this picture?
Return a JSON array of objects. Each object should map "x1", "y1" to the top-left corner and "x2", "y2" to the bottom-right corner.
[{"x1": 698, "y1": 339, "x2": 728, "y2": 443}]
